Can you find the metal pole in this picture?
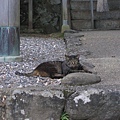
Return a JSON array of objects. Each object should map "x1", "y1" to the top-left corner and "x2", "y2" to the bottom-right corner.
[{"x1": 90, "y1": 0, "x2": 94, "y2": 29}]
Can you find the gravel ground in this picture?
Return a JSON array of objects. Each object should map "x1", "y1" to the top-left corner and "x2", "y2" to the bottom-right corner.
[{"x1": 0, "y1": 37, "x2": 66, "y2": 89}]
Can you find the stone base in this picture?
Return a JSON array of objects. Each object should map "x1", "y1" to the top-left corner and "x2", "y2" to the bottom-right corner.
[
  {"x1": 61, "y1": 24, "x2": 70, "y2": 33},
  {"x1": 0, "y1": 56, "x2": 23, "y2": 62},
  {"x1": 0, "y1": 27, "x2": 20, "y2": 56}
]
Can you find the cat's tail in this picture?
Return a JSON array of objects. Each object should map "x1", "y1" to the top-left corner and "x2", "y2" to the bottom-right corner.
[{"x1": 15, "y1": 71, "x2": 33, "y2": 77}]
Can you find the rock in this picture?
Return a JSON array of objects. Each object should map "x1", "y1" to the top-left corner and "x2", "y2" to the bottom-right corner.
[
  {"x1": 64, "y1": 32, "x2": 91, "y2": 56},
  {"x1": 80, "y1": 60, "x2": 95, "y2": 69},
  {"x1": 8, "y1": 88, "x2": 65, "y2": 120},
  {"x1": 20, "y1": 0, "x2": 61, "y2": 34},
  {"x1": 65, "y1": 85, "x2": 120, "y2": 120},
  {"x1": 0, "y1": 85, "x2": 120, "y2": 120},
  {"x1": 61, "y1": 72, "x2": 101, "y2": 86},
  {"x1": 50, "y1": 0, "x2": 61, "y2": 5}
]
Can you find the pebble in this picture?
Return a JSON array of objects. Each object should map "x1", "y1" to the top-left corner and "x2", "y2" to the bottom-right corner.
[{"x1": 0, "y1": 37, "x2": 66, "y2": 89}]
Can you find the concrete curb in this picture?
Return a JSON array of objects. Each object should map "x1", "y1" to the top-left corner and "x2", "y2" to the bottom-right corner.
[{"x1": 0, "y1": 56, "x2": 23, "y2": 62}]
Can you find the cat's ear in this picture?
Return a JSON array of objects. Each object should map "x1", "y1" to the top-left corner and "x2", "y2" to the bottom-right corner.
[
  {"x1": 76, "y1": 54, "x2": 80, "y2": 59},
  {"x1": 65, "y1": 54, "x2": 70, "y2": 60},
  {"x1": 65, "y1": 54, "x2": 68, "y2": 57}
]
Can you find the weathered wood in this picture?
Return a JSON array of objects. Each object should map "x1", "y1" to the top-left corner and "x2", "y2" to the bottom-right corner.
[
  {"x1": 0, "y1": 28, "x2": 4, "y2": 56},
  {"x1": 70, "y1": 1, "x2": 97, "y2": 11},
  {"x1": 0, "y1": 27, "x2": 20, "y2": 56},
  {"x1": 61, "y1": 0, "x2": 70, "y2": 33},
  {"x1": 0, "y1": 27, "x2": 9, "y2": 56},
  {"x1": 71, "y1": 10, "x2": 120, "y2": 20},
  {"x1": 68, "y1": 0, "x2": 71, "y2": 28},
  {"x1": 8, "y1": 27, "x2": 20, "y2": 56},
  {"x1": 0, "y1": 0, "x2": 21, "y2": 61},
  {"x1": 90, "y1": 0, "x2": 94, "y2": 29},
  {"x1": 0, "y1": 0, "x2": 9, "y2": 26},
  {"x1": 72, "y1": 20, "x2": 92, "y2": 30},
  {"x1": 0, "y1": 0, "x2": 20, "y2": 26},
  {"x1": 70, "y1": 0, "x2": 120, "y2": 30},
  {"x1": 9, "y1": 0, "x2": 20, "y2": 26},
  {"x1": 97, "y1": 0, "x2": 109, "y2": 12},
  {"x1": 29, "y1": 0, "x2": 33, "y2": 30}
]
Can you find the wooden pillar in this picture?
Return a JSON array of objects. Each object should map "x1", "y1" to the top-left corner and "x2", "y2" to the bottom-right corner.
[
  {"x1": 28, "y1": 0, "x2": 33, "y2": 31},
  {"x1": 61, "y1": 0, "x2": 70, "y2": 33},
  {"x1": 90, "y1": 0, "x2": 94, "y2": 29},
  {"x1": 0, "y1": 0, "x2": 22, "y2": 62}
]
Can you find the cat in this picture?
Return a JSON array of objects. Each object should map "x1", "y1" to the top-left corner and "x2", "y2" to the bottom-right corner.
[{"x1": 15, "y1": 54, "x2": 92, "y2": 79}]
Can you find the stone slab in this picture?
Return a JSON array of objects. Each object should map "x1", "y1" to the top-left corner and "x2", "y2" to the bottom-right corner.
[
  {"x1": 71, "y1": 19, "x2": 120, "y2": 30},
  {"x1": 71, "y1": 11, "x2": 120, "y2": 20},
  {"x1": 86, "y1": 58, "x2": 120, "y2": 86},
  {"x1": 0, "y1": 85, "x2": 119, "y2": 120},
  {"x1": 95, "y1": 20, "x2": 120, "y2": 29},
  {"x1": 80, "y1": 30, "x2": 120, "y2": 58},
  {"x1": 61, "y1": 72, "x2": 101, "y2": 86},
  {"x1": 65, "y1": 85, "x2": 120, "y2": 120},
  {"x1": 0, "y1": 56, "x2": 22, "y2": 62},
  {"x1": 72, "y1": 20, "x2": 92, "y2": 30},
  {"x1": 70, "y1": 0, "x2": 97, "y2": 11}
]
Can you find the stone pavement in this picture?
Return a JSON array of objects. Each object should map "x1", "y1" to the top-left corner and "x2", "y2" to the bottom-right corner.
[
  {"x1": 0, "y1": 31, "x2": 119, "y2": 120},
  {"x1": 65, "y1": 30, "x2": 120, "y2": 86},
  {"x1": 80, "y1": 30, "x2": 120, "y2": 58}
]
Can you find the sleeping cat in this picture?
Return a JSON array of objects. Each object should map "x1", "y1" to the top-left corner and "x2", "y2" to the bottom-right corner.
[{"x1": 15, "y1": 54, "x2": 92, "y2": 78}]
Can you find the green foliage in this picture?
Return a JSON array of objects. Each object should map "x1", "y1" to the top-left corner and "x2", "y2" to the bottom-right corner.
[
  {"x1": 50, "y1": 32, "x2": 64, "y2": 38},
  {"x1": 60, "y1": 112, "x2": 69, "y2": 120}
]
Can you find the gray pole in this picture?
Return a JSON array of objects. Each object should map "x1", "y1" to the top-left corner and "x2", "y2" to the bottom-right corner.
[
  {"x1": 90, "y1": 0, "x2": 94, "y2": 29},
  {"x1": 61, "y1": 0, "x2": 70, "y2": 33},
  {"x1": 0, "y1": 0, "x2": 22, "y2": 62}
]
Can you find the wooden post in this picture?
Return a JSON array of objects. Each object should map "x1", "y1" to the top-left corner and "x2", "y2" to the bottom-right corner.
[
  {"x1": 67, "y1": 0, "x2": 71, "y2": 28},
  {"x1": 28, "y1": 0, "x2": 33, "y2": 31},
  {"x1": 0, "y1": 0, "x2": 22, "y2": 62},
  {"x1": 90, "y1": 0, "x2": 94, "y2": 29},
  {"x1": 61, "y1": 0, "x2": 70, "y2": 33}
]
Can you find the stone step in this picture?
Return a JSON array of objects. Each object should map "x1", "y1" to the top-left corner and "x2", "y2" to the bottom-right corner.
[
  {"x1": 70, "y1": 0, "x2": 120, "y2": 30},
  {"x1": 70, "y1": 0, "x2": 120, "y2": 11},
  {"x1": 70, "y1": 0, "x2": 97, "y2": 11},
  {"x1": 71, "y1": 10, "x2": 120, "y2": 20},
  {"x1": 72, "y1": 19, "x2": 120, "y2": 30},
  {"x1": 85, "y1": 57, "x2": 120, "y2": 85}
]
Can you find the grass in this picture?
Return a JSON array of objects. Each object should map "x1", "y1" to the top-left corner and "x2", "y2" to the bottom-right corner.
[
  {"x1": 60, "y1": 112, "x2": 69, "y2": 120},
  {"x1": 49, "y1": 32, "x2": 64, "y2": 38},
  {"x1": 20, "y1": 32, "x2": 64, "y2": 39}
]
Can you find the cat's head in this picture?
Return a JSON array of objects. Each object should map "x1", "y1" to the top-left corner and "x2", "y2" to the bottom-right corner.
[{"x1": 65, "y1": 54, "x2": 80, "y2": 69}]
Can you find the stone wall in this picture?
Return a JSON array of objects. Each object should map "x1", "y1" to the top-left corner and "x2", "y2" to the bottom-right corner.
[
  {"x1": 71, "y1": 0, "x2": 120, "y2": 30},
  {"x1": 0, "y1": 85, "x2": 120, "y2": 120},
  {"x1": 20, "y1": 0, "x2": 61, "y2": 34},
  {"x1": 20, "y1": 0, "x2": 120, "y2": 33}
]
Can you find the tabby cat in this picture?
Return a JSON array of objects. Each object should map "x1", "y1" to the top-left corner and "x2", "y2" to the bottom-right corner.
[{"x1": 15, "y1": 54, "x2": 92, "y2": 78}]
